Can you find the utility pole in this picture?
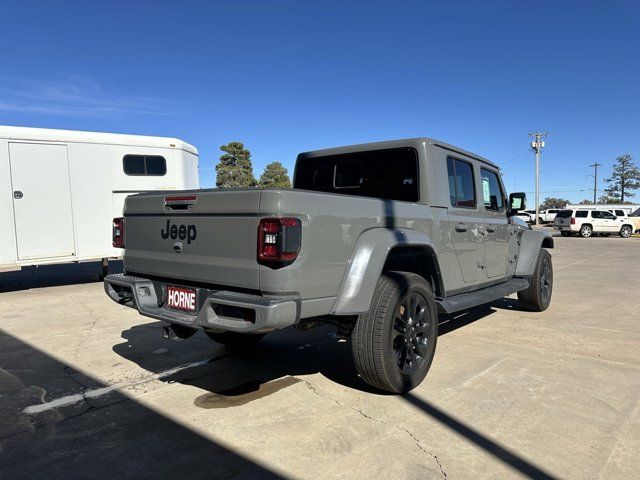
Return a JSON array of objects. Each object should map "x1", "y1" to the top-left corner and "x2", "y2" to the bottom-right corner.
[
  {"x1": 529, "y1": 132, "x2": 548, "y2": 226},
  {"x1": 589, "y1": 162, "x2": 602, "y2": 204}
]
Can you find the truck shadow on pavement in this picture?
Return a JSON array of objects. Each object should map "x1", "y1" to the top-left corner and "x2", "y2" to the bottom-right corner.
[
  {"x1": 113, "y1": 306, "x2": 502, "y2": 400},
  {"x1": 112, "y1": 306, "x2": 557, "y2": 479},
  {"x1": 0, "y1": 327, "x2": 284, "y2": 479}
]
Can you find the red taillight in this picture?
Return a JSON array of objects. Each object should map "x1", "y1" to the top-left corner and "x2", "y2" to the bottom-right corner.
[
  {"x1": 258, "y1": 217, "x2": 302, "y2": 267},
  {"x1": 113, "y1": 217, "x2": 125, "y2": 248},
  {"x1": 570, "y1": 217, "x2": 575, "y2": 225}
]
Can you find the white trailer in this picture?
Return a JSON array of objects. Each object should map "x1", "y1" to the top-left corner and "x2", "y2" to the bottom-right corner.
[{"x1": 0, "y1": 126, "x2": 199, "y2": 274}]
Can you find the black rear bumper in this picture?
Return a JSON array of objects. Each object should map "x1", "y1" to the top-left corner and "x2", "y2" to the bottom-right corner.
[{"x1": 104, "y1": 273, "x2": 298, "y2": 333}]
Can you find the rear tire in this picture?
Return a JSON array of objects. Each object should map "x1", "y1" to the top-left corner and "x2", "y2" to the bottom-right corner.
[
  {"x1": 620, "y1": 225, "x2": 632, "y2": 238},
  {"x1": 350, "y1": 271, "x2": 438, "y2": 394},
  {"x1": 579, "y1": 225, "x2": 592, "y2": 238},
  {"x1": 205, "y1": 331, "x2": 265, "y2": 350},
  {"x1": 517, "y1": 249, "x2": 553, "y2": 312}
]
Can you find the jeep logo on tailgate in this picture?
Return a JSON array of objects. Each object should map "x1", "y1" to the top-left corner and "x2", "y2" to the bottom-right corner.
[{"x1": 161, "y1": 220, "x2": 197, "y2": 244}]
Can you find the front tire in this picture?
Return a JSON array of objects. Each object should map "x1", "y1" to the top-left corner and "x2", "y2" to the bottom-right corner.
[
  {"x1": 350, "y1": 271, "x2": 438, "y2": 393},
  {"x1": 205, "y1": 331, "x2": 265, "y2": 350},
  {"x1": 579, "y1": 225, "x2": 593, "y2": 238},
  {"x1": 517, "y1": 249, "x2": 553, "y2": 312}
]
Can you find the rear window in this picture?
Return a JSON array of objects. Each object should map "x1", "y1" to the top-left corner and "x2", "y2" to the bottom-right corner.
[
  {"x1": 123, "y1": 155, "x2": 167, "y2": 176},
  {"x1": 293, "y1": 148, "x2": 419, "y2": 202},
  {"x1": 575, "y1": 210, "x2": 588, "y2": 218},
  {"x1": 556, "y1": 210, "x2": 573, "y2": 218}
]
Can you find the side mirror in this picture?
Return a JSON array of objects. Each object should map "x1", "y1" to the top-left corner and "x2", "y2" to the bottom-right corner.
[{"x1": 508, "y1": 192, "x2": 526, "y2": 216}]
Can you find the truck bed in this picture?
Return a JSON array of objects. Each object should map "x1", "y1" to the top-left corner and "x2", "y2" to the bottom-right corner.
[{"x1": 122, "y1": 188, "x2": 433, "y2": 311}]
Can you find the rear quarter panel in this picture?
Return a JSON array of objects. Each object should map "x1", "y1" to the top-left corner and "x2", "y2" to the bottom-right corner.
[{"x1": 258, "y1": 189, "x2": 444, "y2": 301}]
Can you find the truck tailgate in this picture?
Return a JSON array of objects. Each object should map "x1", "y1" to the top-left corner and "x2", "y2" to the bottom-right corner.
[{"x1": 122, "y1": 190, "x2": 261, "y2": 290}]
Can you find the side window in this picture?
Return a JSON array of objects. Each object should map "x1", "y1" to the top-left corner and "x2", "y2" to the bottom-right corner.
[
  {"x1": 480, "y1": 168, "x2": 505, "y2": 211},
  {"x1": 601, "y1": 211, "x2": 616, "y2": 219},
  {"x1": 615, "y1": 210, "x2": 624, "y2": 216},
  {"x1": 591, "y1": 211, "x2": 602, "y2": 219},
  {"x1": 123, "y1": 155, "x2": 167, "y2": 176},
  {"x1": 575, "y1": 210, "x2": 588, "y2": 218},
  {"x1": 447, "y1": 157, "x2": 476, "y2": 208}
]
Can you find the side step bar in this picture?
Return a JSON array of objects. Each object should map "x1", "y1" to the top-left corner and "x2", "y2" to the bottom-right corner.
[{"x1": 437, "y1": 278, "x2": 529, "y2": 314}]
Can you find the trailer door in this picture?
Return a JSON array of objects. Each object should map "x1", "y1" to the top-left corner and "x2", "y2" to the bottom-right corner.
[{"x1": 9, "y1": 143, "x2": 76, "y2": 260}]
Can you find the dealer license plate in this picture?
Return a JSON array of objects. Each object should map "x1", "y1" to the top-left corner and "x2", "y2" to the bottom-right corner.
[{"x1": 166, "y1": 285, "x2": 197, "y2": 313}]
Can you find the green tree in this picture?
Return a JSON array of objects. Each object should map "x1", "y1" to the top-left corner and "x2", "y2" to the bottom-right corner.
[
  {"x1": 215, "y1": 142, "x2": 257, "y2": 188},
  {"x1": 259, "y1": 162, "x2": 291, "y2": 188},
  {"x1": 579, "y1": 199, "x2": 593, "y2": 205},
  {"x1": 598, "y1": 194, "x2": 620, "y2": 204},
  {"x1": 539, "y1": 197, "x2": 570, "y2": 210},
  {"x1": 604, "y1": 154, "x2": 640, "y2": 203}
]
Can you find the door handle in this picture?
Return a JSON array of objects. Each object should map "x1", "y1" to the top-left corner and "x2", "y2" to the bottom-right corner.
[
  {"x1": 455, "y1": 223, "x2": 468, "y2": 232},
  {"x1": 13, "y1": 191, "x2": 23, "y2": 199}
]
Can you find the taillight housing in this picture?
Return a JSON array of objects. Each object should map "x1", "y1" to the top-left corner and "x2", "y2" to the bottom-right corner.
[
  {"x1": 258, "y1": 217, "x2": 301, "y2": 267},
  {"x1": 113, "y1": 217, "x2": 125, "y2": 248},
  {"x1": 570, "y1": 217, "x2": 576, "y2": 225}
]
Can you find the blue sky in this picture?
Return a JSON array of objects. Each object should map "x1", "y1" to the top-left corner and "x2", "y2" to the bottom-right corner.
[{"x1": 1, "y1": 0, "x2": 638, "y2": 202}]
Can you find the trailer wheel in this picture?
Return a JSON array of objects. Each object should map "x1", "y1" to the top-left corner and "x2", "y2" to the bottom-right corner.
[
  {"x1": 205, "y1": 331, "x2": 265, "y2": 350},
  {"x1": 350, "y1": 271, "x2": 437, "y2": 394}
]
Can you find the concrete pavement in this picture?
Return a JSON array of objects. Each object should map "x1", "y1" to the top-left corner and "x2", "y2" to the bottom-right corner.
[{"x1": 1, "y1": 233, "x2": 639, "y2": 479}]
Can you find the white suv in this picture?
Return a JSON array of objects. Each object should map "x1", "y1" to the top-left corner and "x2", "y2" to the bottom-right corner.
[
  {"x1": 554, "y1": 209, "x2": 634, "y2": 238},
  {"x1": 539, "y1": 209, "x2": 561, "y2": 223}
]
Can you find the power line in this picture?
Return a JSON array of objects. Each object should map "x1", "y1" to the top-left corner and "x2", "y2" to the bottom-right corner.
[
  {"x1": 540, "y1": 170, "x2": 591, "y2": 189},
  {"x1": 498, "y1": 151, "x2": 535, "y2": 169},
  {"x1": 519, "y1": 189, "x2": 591, "y2": 194},
  {"x1": 490, "y1": 135, "x2": 529, "y2": 158}
]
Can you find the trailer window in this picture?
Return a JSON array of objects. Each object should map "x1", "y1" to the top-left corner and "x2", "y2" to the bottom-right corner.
[
  {"x1": 294, "y1": 148, "x2": 419, "y2": 202},
  {"x1": 123, "y1": 155, "x2": 166, "y2": 176}
]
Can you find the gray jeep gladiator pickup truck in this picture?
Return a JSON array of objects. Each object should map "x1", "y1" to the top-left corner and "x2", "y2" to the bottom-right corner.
[{"x1": 105, "y1": 138, "x2": 553, "y2": 393}]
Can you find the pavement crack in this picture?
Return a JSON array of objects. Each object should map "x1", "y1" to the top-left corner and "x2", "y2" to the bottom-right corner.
[
  {"x1": 66, "y1": 298, "x2": 101, "y2": 365},
  {"x1": 63, "y1": 365, "x2": 100, "y2": 410},
  {"x1": 299, "y1": 379, "x2": 446, "y2": 479},
  {"x1": 396, "y1": 423, "x2": 447, "y2": 478}
]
